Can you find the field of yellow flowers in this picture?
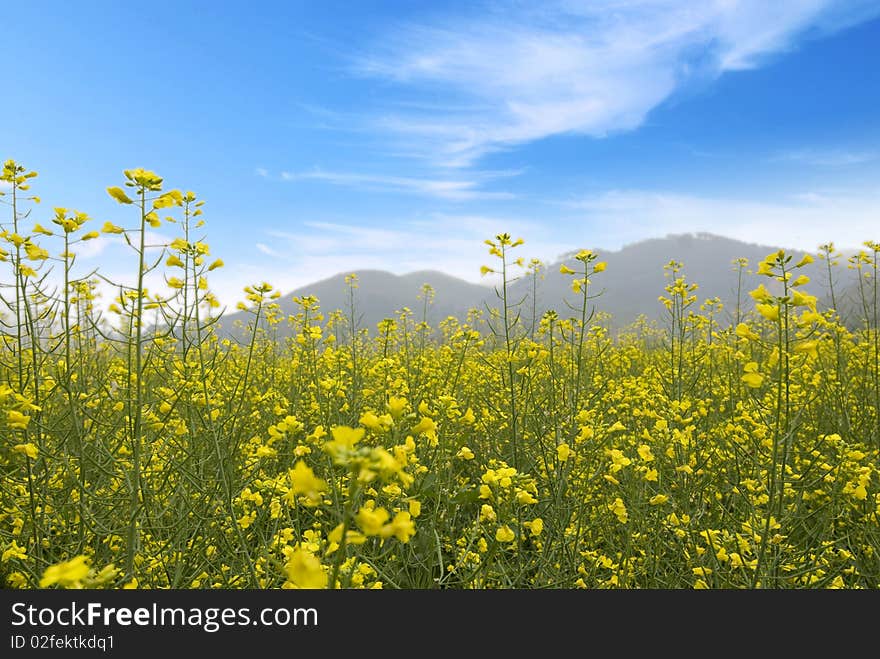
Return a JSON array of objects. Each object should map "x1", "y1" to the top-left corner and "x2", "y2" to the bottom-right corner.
[{"x1": 1, "y1": 159, "x2": 878, "y2": 589}]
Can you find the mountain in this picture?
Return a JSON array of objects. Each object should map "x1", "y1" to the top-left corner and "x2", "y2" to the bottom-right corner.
[
  {"x1": 218, "y1": 233, "x2": 866, "y2": 337},
  {"x1": 218, "y1": 269, "x2": 489, "y2": 337},
  {"x1": 525, "y1": 232, "x2": 860, "y2": 330}
]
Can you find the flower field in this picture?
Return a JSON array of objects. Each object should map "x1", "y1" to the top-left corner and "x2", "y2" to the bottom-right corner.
[{"x1": 1, "y1": 160, "x2": 878, "y2": 589}]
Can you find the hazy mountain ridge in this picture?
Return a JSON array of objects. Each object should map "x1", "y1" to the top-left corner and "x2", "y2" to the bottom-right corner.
[
  {"x1": 219, "y1": 268, "x2": 488, "y2": 336},
  {"x1": 219, "y1": 233, "x2": 867, "y2": 337},
  {"x1": 535, "y1": 232, "x2": 862, "y2": 331}
]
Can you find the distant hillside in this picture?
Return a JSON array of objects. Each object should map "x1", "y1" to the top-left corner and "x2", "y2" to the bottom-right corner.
[
  {"x1": 218, "y1": 269, "x2": 489, "y2": 337},
  {"x1": 528, "y1": 232, "x2": 861, "y2": 330},
  {"x1": 219, "y1": 233, "x2": 866, "y2": 337}
]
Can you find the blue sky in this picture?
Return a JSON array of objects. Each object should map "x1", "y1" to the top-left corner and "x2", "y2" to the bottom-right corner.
[{"x1": 3, "y1": 1, "x2": 880, "y2": 304}]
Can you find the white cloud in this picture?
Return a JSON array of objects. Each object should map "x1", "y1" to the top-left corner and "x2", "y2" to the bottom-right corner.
[
  {"x1": 565, "y1": 187, "x2": 880, "y2": 252},
  {"x1": 354, "y1": 0, "x2": 880, "y2": 166},
  {"x1": 213, "y1": 215, "x2": 571, "y2": 300},
  {"x1": 76, "y1": 230, "x2": 172, "y2": 262},
  {"x1": 189, "y1": 186, "x2": 880, "y2": 307},
  {"x1": 772, "y1": 148, "x2": 878, "y2": 166},
  {"x1": 255, "y1": 167, "x2": 269, "y2": 178},
  {"x1": 256, "y1": 242, "x2": 280, "y2": 257},
  {"x1": 276, "y1": 168, "x2": 517, "y2": 200}
]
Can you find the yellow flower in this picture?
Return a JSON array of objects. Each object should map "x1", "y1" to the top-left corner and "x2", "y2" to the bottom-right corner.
[
  {"x1": 799, "y1": 310, "x2": 824, "y2": 325},
  {"x1": 106, "y1": 186, "x2": 133, "y2": 204},
  {"x1": 649, "y1": 494, "x2": 669, "y2": 506},
  {"x1": 556, "y1": 443, "x2": 572, "y2": 462},
  {"x1": 757, "y1": 260, "x2": 775, "y2": 276},
  {"x1": 749, "y1": 284, "x2": 773, "y2": 303},
  {"x1": 367, "y1": 413, "x2": 396, "y2": 436},
  {"x1": 637, "y1": 444, "x2": 654, "y2": 462},
  {"x1": 593, "y1": 261, "x2": 607, "y2": 273},
  {"x1": 851, "y1": 484, "x2": 868, "y2": 501},
  {"x1": 39, "y1": 556, "x2": 90, "y2": 588},
  {"x1": 7, "y1": 572, "x2": 28, "y2": 588},
  {"x1": 793, "y1": 340, "x2": 818, "y2": 359},
  {"x1": 7, "y1": 410, "x2": 31, "y2": 429},
  {"x1": 2, "y1": 540, "x2": 28, "y2": 562},
  {"x1": 254, "y1": 445, "x2": 276, "y2": 459},
  {"x1": 559, "y1": 264, "x2": 575, "y2": 275},
  {"x1": 456, "y1": 446, "x2": 475, "y2": 460},
  {"x1": 607, "y1": 449, "x2": 631, "y2": 472},
  {"x1": 386, "y1": 396, "x2": 407, "y2": 419},
  {"x1": 237, "y1": 511, "x2": 256, "y2": 529},
  {"x1": 12, "y1": 443, "x2": 38, "y2": 459},
  {"x1": 208, "y1": 258, "x2": 224, "y2": 271},
  {"x1": 527, "y1": 518, "x2": 543, "y2": 536},
  {"x1": 609, "y1": 498, "x2": 628, "y2": 524},
  {"x1": 379, "y1": 511, "x2": 416, "y2": 543},
  {"x1": 323, "y1": 425, "x2": 364, "y2": 463},
  {"x1": 411, "y1": 416, "x2": 437, "y2": 436},
  {"x1": 742, "y1": 372, "x2": 763, "y2": 388},
  {"x1": 795, "y1": 253, "x2": 814, "y2": 267},
  {"x1": 756, "y1": 303, "x2": 779, "y2": 322},
  {"x1": 735, "y1": 323, "x2": 760, "y2": 341},
  {"x1": 742, "y1": 362, "x2": 764, "y2": 388},
  {"x1": 516, "y1": 490, "x2": 538, "y2": 505},
  {"x1": 356, "y1": 506, "x2": 390, "y2": 536},
  {"x1": 102, "y1": 221, "x2": 125, "y2": 234},
  {"x1": 359, "y1": 410, "x2": 383, "y2": 432},
  {"x1": 495, "y1": 525, "x2": 515, "y2": 543},
  {"x1": 25, "y1": 243, "x2": 49, "y2": 260},
  {"x1": 791, "y1": 291, "x2": 816, "y2": 309},
  {"x1": 287, "y1": 460, "x2": 327, "y2": 505},
  {"x1": 461, "y1": 407, "x2": 476, "y2": 424},
  {"x1": 480, "y1": 265, "x2": 494, "y2": 276},
  {"x1": 285, "y1": 549, "x2": 327, "y2": 589}
]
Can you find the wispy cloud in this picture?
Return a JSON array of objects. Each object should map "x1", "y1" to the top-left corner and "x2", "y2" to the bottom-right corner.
[
  {"x1": 275, "y1": 168, "x2": 518, "y2": 200},
  {"x1": 246, "y1": 215, "x2": 570, "y2": 292},
  {"x1": 566, "y1": 187, "x2": 880, "y2": 252},
  {"x1": 354, "y1": 0, "x2": 880, "y2": 166},
  {"x1": 67, "y1": 230, "x2": 172, "y2": 264},
  {"x1": 205, "y1": 186, "x2": 879, "y2": 306},
  {"x1": 256, "y1": 242, "x2": 280, "y2": 257},
  {"x1": 772, "y1": 148, "x2": 878, "y2": 166}
]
